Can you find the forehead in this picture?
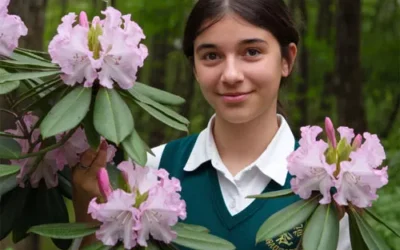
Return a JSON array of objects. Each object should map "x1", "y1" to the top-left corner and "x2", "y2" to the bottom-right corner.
[{"x1": 194, "y1": 13, "x2": 274, "y2": 46}]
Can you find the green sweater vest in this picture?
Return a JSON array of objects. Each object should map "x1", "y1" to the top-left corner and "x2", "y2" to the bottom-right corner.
[{"x1": 159, "y1": 134, "x2": 303, "y2": 250}]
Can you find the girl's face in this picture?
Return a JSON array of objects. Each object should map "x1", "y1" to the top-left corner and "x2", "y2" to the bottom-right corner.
[{"x1": 193, "y1": 14, "x2": 296, "y2": 124}]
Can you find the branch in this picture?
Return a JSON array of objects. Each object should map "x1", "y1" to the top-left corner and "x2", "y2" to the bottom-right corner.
[
  {"x1": 381, "y1": 94, "x2": 400, "y2": 138},
  {"x1": 0, "y1": 131, "x2": 27, "y2": 139},
  {"x1": 7, "y1": 127, "x2": 77, "y2": 160}
]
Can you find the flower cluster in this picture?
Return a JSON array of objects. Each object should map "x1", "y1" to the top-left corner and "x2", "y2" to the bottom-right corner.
[
  {"x1": 48, "y1": 7, "x2": 148, "y2": 89},
  {"x1": 6, "y1": 113, "x2": 116, "y2": 188},
  {"x1": 0, "y1": 0, "x2": 28, "y2": 56},
  {"x1": 287, "y1": 117, "x2": 388, "y2": 208},
  {"x1": 88, "y1": 161, "x2": 186, "y2": 249}
]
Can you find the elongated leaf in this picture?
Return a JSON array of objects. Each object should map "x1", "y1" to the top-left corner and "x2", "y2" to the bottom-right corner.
[
  {"x1": 247, "y1": 189, "x2": 294, "y2": 199},
  {"x1": 82, "y1": 242, "x2": 111, "y2": 250},
  {"x1": 13, "y1": 48, "x2": 50, "y2": 61},
  {"x1": 9, "y1": 52, "x2": 57, "y2": 68},
  {"x1": 133, "y1": 82, "x2": 185, "y2": 105},
  {"x1": 135, "y1": 100, "x2": 188, "y2": 132},
  {"x1": 173, "y1": 226, "x2": 235, "y2": 250},
  {"x1": 57, "y1": 173, "x2": 72, "y2": 199},
  {"x1": 302, "y1": 204, "x2": 339, "y2": 250},
  {"x1": 172, "y1": 222, "x2": 209, "y2": 233},
  {"x1": 82, "y1": 106, "x2": 101, "y2": 149},
  {"x1": 0, "y1": 136, "x2": 21, "y2": 159},
  {"x1": 0, "y1": 187, "x2": 30, "y2": 240},
  {"x1": 0, "y1": 164, "x2": 20, "y2": 177},
  {"x1": 121, "y1": 128, "x2": 148, "y2": 166},
  {"x1": 0, "y1": 80, "x2": 20, "y2": 94},
  {"x1": 351, "y1": 208, "x2": 391, "y2": 250},
  {"x1": 0, "y1": 70, "x2": 61, "y2": 83},
  {"x1": 127, "y1": 89, "x2": 189, "y2": 125},
  {"x1": 348, "y1": 210, "x2": 368, "y2": 250},
  {"x1": 40, "y1": 86, "x2": 92, "y2": 138},
  {"x1": 365, "y1": 208, "x2": 400, "y2": 237},
  {"x1": 94, "y1": 88, "x2": 133, "y2": 144},
  {"x1": 147, "y1": 242, "x2": 162, "y2": 250},
  {"x1": 28, "y1": 223, "x2": 99, "y2": 239},
  {"x1": 0, "y1": 173, "x2": 17, "y2": 198},
  {"x1": 256, "y1": 196, "x2": 319, "y2": 243}
]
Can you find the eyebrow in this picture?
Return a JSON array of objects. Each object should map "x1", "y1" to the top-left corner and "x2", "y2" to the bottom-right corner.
[{"x1": 195, "y1": 38, "x2": 268, "y2": 53}]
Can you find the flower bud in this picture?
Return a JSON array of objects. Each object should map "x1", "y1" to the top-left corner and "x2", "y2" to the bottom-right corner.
[
  {"x1": 79, "y1": 11, "x2": 89, "y2": 28},
  {"x1": 352, "y1": 134, "x2": 362, "y2": 150},
  {"x1": 325, "y1": 117, "x2": 337, "y2": 148},
  {"x1": 97, "y1": 168, "x2": 112, "y2": 200}
]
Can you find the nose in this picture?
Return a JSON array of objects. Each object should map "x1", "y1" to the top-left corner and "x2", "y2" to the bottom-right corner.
[{"x1": 220, "y1": 56, "x2": 244, "y2": 85}]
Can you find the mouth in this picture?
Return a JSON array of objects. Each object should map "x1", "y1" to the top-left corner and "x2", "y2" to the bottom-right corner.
[{"x1": 219, "y1": 91, "x2": 253, "y2": 103}]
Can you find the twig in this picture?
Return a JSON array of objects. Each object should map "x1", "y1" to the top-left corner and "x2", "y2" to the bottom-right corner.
[
  {"x1": 0, "y1": 131, "x2": 27, "y2": 139},
  {"x1": 6, "y1": 127, "x2": 77, "y2": 160}
]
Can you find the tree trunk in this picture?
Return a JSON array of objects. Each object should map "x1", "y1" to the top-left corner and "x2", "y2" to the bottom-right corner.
[
  {"x1": 148, "y1": 33, "x2": 173, "y2": 147},
  {"x1": 296, "y1": 0, "x2": 309, "y2": 125},
  {"x1": 316, "y1": 0, "x2": 334, "y2": 122},
  {"x1": 8, "y1": 0, "x2": 48, "y2": 50},
  {"x1": 334, "y1": 0, "x2": 366, "y2": 133}
]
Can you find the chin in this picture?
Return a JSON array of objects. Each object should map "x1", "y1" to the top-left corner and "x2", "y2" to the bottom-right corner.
[{"x1": 216, "y1": 108, "x2": 259, "y2": 124}]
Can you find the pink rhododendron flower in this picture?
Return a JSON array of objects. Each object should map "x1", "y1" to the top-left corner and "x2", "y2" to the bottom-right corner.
[
  {"x1": 53, "y1": 129, "x2": 116, "y2": 170},
  {"x1": 88, "y1": 161, "x2": 186, "y2": 247},
  {"x1": 0, "y1": 0, "x2": 27, "y2": 56},
  {"x1": 287, "y1": 126, "x2": 335, "y2": 204},
  {"x1": 333, "y1": 152, "x2": 388, "y2": 208},
  {"x1": 288, "y1": 117, "x2": 389, "y2": 208},
  {"x1": 48, "y1": 7, "x2": 147, "y2": 89}
]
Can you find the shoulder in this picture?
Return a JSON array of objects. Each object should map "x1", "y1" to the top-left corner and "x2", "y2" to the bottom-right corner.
[{"x1": 145, "y1": 134, "x2": 199, "y2": 169}]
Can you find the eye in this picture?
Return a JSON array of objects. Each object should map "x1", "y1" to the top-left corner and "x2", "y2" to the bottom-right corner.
[
  {"x1": 203, "y1": 52, "x2": 219, "y2": 60},
  {"x1": 245, "y1": 48, "x2": 261, "y2": 57}
]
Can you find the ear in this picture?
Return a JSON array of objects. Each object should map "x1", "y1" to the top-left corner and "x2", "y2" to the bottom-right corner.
[{"x1": 281, "y1": 43, "x2": 297, "y2": 77}]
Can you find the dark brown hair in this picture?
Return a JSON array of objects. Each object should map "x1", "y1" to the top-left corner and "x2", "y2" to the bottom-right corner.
[{"x1": 182, "y1": 0, "x2": 299, "y2": 116}]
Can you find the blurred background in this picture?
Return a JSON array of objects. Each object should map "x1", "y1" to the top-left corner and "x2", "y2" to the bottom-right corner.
[{"x1": 0, "y1": 0, "x2": 399, "y2": 249}]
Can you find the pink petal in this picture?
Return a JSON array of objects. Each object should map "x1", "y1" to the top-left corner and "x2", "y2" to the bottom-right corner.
[
  {"x1": 337, "y1": 126, "x2": 355, "y2": 144},
  {"x1": 324, "y1": 117, "x2": 337, "y2": 148},
  {"x1": 97, "y1": 168, "x2": 113, "y2": 198},
  {"x1": 0, "y1": 13, "x2": 28, "y2": 56}
]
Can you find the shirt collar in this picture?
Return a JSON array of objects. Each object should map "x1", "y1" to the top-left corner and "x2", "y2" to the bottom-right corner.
[{"x1": 183, "y1": 114, "x2": 295, "y2": 186}]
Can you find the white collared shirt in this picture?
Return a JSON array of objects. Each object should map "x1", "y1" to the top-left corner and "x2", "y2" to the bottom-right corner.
[{"x1": 146, "y1": 114, "x2": 351, "y2": 250}]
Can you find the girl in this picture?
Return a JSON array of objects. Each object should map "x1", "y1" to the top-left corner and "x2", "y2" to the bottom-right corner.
[{"x1": 72, "y1": 0, "x2": 351, "y2": 249}]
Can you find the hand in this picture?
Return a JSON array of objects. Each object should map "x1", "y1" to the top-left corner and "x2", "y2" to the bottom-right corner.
[{"x1": 71, "y1": 140, "x2": 108, "y2": 247}]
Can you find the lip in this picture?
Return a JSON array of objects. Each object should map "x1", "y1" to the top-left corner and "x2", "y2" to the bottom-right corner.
[{"x1": 219, "y1": 92, "x2": 252, "y2": 103}]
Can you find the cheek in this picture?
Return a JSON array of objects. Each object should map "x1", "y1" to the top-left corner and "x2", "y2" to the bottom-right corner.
[{"x1": 246, "y1": 57, "x2": 282, "y2": 91}]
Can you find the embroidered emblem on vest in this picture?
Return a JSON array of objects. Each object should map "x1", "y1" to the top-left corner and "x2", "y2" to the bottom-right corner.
[{"x1": 265, "y1": 223, "x2": 304, "y2": 250}]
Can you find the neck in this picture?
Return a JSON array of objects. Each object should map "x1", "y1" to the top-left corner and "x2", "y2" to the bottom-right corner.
[{"x1": 213, "y1": 110, "x2": 280, "y2": 176}]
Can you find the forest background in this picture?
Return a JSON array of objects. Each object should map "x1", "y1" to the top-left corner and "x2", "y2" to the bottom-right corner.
[{"x1": 0, "y1": 0, "x2": 399, "y2": 249}]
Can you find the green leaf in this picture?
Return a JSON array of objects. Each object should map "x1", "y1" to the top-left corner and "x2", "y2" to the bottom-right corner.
[
  {"x1": 0, "y1": 80, "x2": 20, "y2": 94},
  {"x1": 173, "y1": 226, "x2": 235, "y2": 250},
  {"x1": 94, "y1": 88, "x2": 134, "y2": 144},
  {"x1": 0, "y1": 68, "x2": 20, "y2": 94},
  {"x1": 82, "y1": 104, "x2": 101, "y2": 149},
  {"x1": 147, "y1": 241, "x2": 162, "y2": 250},
  {"x1": 0, "y1": 173, "x2": 18, "y2": 198},
  {"x1": 133, "y1": 82, "x2": 185, "y2": 105},
  {"x1": 302, "y1": 204, "x2": 339, "y2": 250},
  {"x1": 82, "y1": 242, "x2": 111, "y2": 250},
  {"x1": 57, "y1": 173, "x2": 72, "y2": 199},
  {"x1": 0, "y1": 136, "x2": 21, "y2": 159},
  {"x1": 0, "y1": 70, "x2": 61, "y2": 83},
  {"x1": 0, "y1": 187, "x2": 30, "y2": 240},
  {"x1": 40, "y1": 86, "x2": 92, "y2": 138},
  {"x1": 28, "y1": 223, "x2": 99, "y2": 239},
  {"x1": 172, "y1": 222, "x2": 209, "y2": 233},
  {"x1": 365, "y1": 208, "x2": 400, "y2": 237},
  {"x1": 351, "y1": 208, "x2": 391, "y2": 250},
  {"x1": 256, "y1": 196, "x2": 319, "y2": 243},
  {"x1": 0, "y1": 164, "x2": 20, "y2": 177},
  {"x1": 348, "y1": 209, "x2": 368, "y2": 250},
  {"x1": 127, "y1": 89, "x2": 189, "y2": 125},
  {"x1": 121, "y1": 128, "x2": 148, "y2": 166},
  {"x1": 247, "y1": 189, "x2": 294, "y2": 199},
  {"x1": 134, "y1": 100, "x2": 188, "y2": 132},
  {"x1": 9, "y1": 52, "x2": 57, "y2": 68}
]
